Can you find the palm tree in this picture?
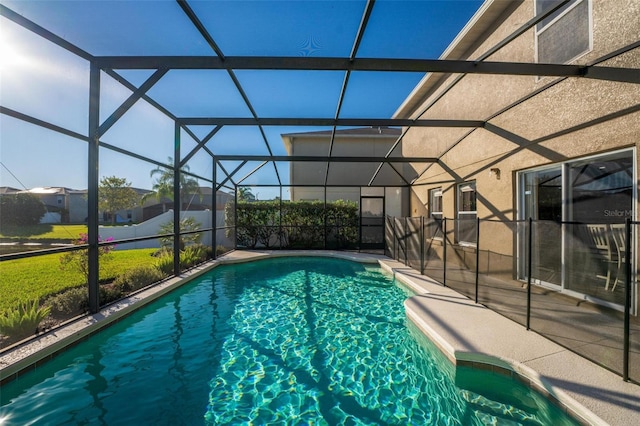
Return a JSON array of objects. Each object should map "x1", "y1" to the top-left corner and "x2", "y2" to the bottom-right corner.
[
  {"x1": 237, "y1": 187, "x2": 255, "y2": 202},
  {"x1": 142, "y1": 157, "x2": 201, "y2": 212}
]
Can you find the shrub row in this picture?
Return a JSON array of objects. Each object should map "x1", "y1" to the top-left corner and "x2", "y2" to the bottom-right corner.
[
  {"x1": 0, "y1": 300, "x2": 51, "y2": 340},
  {"x1": 154, "y1": 244, "x2": 212, "y2": 275},
  {"x1": 228, "y1": 200, "x2": 359, "y2": 249}
]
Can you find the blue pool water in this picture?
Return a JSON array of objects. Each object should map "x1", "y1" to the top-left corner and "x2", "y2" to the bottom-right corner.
[{"x1": 0, "y1": 257, "x2": 579, "y2": 425}]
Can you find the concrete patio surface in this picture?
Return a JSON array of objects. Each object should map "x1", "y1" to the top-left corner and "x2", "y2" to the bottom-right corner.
[{"x1": 1, "y1": 250, "x2": 639, "y2": 425}]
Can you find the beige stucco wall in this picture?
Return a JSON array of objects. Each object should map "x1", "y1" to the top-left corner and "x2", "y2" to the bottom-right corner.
[
  {"x1": 399, "y1": 0, "x2": 639, "y2": 309},
  {"x1": 403, "y1": 0, "x2": 639, "y2": 237},
  {"x1": 288, "y1": 134, "x2": 409, "y2": 200}
]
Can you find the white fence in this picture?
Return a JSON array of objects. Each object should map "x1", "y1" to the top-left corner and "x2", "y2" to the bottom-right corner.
[
  {"x1": 40, "y1": 212, "x2": 62, "y2": 224},
  {"x1": 99, "y1": 210, "x2": 230, "y2": 250}
]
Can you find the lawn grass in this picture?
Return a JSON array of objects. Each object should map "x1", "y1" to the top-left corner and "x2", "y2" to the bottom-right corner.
[
  {"x1": 0, "y1": 224, "x2": 88, "y2": 240},
  {"x1": 0, "y1": 248, "x2": 157, "y2": 313}
]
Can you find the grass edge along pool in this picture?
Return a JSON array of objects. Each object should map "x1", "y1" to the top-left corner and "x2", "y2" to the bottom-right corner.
[{"x1": 0, "y1": 256, "x2": 581, "y2": 425}]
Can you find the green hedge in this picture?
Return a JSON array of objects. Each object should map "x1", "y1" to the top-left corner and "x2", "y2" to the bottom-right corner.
[{"x1": 227, "y1": 200, "x2": 359, "y2": 249}]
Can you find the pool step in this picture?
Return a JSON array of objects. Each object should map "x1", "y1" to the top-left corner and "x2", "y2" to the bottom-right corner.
[
  {"x1": 461, "y1": 390, "x2": 546, "y2": 426},
  {"x1": 352, "y1": 271, "x2": 395, "y2": 288}
]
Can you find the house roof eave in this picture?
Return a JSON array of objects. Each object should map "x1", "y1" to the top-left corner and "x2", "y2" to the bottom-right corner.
[{"x1": 393, "y1": 0, "x2": 522, "y2": 119}]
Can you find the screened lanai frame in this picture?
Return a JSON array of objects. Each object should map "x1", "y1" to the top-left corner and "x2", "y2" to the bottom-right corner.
[{"x1": 1, "y1": 0, "x2": 639, "y2": 314}]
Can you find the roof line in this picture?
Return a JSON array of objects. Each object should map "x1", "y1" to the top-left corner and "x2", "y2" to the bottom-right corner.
[
  {"x1": 394, "y1": 0, "x2": 573, "y2": 118},
  {"x1": 415, "y1": 40, "x2": 640, "y2": 179}
]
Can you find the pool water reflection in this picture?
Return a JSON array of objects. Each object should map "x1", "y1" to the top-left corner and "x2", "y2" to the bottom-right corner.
[{"x1": 0, "y1": 257, "x2": 579, "y2": 425}]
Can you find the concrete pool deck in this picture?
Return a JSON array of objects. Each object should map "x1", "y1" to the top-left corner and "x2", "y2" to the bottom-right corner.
[
  {"x1": 374, "y1": 257, "x2": 640, "y2": 426},
  {"x1": 1, "y1": 250, "x2": 639, "y2": 425}
]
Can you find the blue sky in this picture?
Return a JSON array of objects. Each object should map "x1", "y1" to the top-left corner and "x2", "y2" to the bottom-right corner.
[{"x1": 0, "y1": 0, "x2": 483, "y2": 196}]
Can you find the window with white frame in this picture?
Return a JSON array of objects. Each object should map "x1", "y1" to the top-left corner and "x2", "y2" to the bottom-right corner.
[
  {"x1": 429, "y1": 188, "x2": 442, "y2": 219},
  {"x1": 535, "y1": 0, "x2": 591, "y2": 64},
  {"x1": 456, "y1": 181, "x2": 477, "y2": 245},
  {"x1": 429, "y1": 187, "x2": 443, "y2": 239}
]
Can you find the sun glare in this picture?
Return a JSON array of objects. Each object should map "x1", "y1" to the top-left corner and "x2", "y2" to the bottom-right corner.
[{"x1": 0, "y1": 28, "x2": 29, "y2": 72}]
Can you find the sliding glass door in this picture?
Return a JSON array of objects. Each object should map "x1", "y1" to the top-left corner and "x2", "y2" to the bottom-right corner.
[
  {"x1": 520, "y1": 166, "x2": 563, "y2": 286},
  {"x1": 519, "y1": 149, "x2": 634, "y2": 306},
  {"x1": 565, "y1": 152, "x2": 634, "y2": 304}
]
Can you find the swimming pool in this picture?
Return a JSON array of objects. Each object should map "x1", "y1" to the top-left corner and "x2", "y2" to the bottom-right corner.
[{"x1": 0, "y1": 256, "x2": 579, "y2": 425}]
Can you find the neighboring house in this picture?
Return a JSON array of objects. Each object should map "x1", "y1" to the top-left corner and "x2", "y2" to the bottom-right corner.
[
  {"x1": 0, "y1": 186, "x2": 87, "y2": 224},
  {"x1": 139, "y1": 187, "x2": 233, "y2": 221},
  {"x1": 100, "y1": 188, "x2": 234, "y2": 249},
  {"x1": 109, "y1": 187, "x2": 152, "y2": 224},
  {"x1": 0, "y1": 186, "x2": 21, "y2": 195},
  {"x1": 395, "y1": 0, "x2": 639, "y2": 310},
  {"x1": 67, "y1": 189, "x2": 88, "y2": 223},
  {"x1": 0, "y1": 186, "x2": 233, "y2": 225},
  {"x1": 213, "y1": 188, "x2": 235, "y2": 210},
  {"x1": 281, "y1": 126, "x2": 407, "y2": 217}
]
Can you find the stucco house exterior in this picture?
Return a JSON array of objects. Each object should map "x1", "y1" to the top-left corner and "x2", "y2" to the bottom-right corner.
[
  {"x1": 281, "y1": 127, "x2": 411, "y2": 248},
  {"x1": 0, "y1": 186, "x2": 233, "y2": 227},
  {"x1": 281, "y1": 126, "x2": 407, "y2": 218},
  {"x1": 138, "y1": 186, "x2": 233, "y2": 221},
  {"x1": 395, "y1": 0, "x2": 639, "y2": 311}
]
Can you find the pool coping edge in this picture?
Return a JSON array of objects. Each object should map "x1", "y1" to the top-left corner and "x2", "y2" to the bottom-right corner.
[{"x1": 379, "y1": 260, "x2": 608, "y2": 426}]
